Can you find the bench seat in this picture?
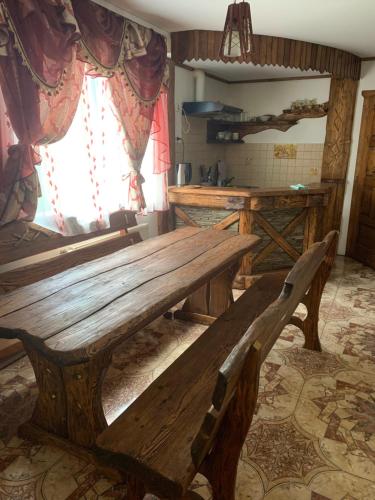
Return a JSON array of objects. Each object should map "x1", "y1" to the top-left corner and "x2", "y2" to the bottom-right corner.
[
  {"x1": 95, "y1": 271, "x2": 291, "y2": 498},
  {"x1": 96, "y1": 231, "x2": 339, "y2": 500}
]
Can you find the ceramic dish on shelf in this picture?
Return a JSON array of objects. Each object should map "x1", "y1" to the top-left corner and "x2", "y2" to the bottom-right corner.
[{"x1": 257, "y1": 114, "x2": 273, "y2": 122}]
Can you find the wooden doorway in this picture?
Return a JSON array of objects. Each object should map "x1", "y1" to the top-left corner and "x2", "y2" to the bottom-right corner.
[{"x1": 347, "y1": 91, "x2": 375, "y2": 268}]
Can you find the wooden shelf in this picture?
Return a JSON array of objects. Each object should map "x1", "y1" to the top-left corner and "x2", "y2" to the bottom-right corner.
[
  {"x1": 279, "y1": 103, "x2": 329, "y2": 121},
  {"x1": 206, "y1": 102, "x2": 329, "y2": 142},
  {"x1": 207, "y1": 139, "x2": 245, "y2": 144}
]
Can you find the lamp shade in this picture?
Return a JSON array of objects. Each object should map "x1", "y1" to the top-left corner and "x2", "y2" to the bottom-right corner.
[{"x1": 219, "y1": 1, "x2": 254, "y2": 59}]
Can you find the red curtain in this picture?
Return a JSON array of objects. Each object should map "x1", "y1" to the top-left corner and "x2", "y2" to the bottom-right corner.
[
  {"x1": 0, "y1": 86, "x2": 38, "y2": 224},
  {"x1": 71, "y1": 0, "x2": 125, "y2": 74},
  {"x1": 0, "y1": 0, "x2": 170, "y2": 222},
  {"x1": 108, "y1": 31, "x2": 168, "y2": 210},
  {"x1": 151, "y1": 87, "x2": 171, "y2": 175},
  {"x1": 1, "y1": 0, "x2": 79, "y2": 90},
  {"x1": 0, "y1": 1, "x2": 84, "y2": 225},
  {"x1": 73, "y1": 2, "x2": 169, "y2": 211},
  {"x1": 123, "y1": 30, "x2": 167, "y2": 102}
]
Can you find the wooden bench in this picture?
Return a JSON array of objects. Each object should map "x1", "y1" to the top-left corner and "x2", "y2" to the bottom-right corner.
[
  {"x1": 0, "y1": 227, "x2": 259, "y2": 448},
  {"x1": 95, "y1": 231, "x2": 338, "y2": 500}
]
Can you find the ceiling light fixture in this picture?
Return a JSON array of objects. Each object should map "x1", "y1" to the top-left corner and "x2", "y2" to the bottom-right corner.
[{"x1": 219, "y1": 0, "x2": 254, "y2": 59}]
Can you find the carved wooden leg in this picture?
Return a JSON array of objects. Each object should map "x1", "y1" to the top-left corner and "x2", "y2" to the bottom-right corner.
[
  {"x1": 302, "y1": 273, "x2": 324, "y2": 352},
  {"x1": 302, "y1": 314, "x2": 322, "y2": 351},
  {"x1": 62, "y1": 350, "x2": 112, "y2": 447},
  {"x1": 21, "y1": 344, "x2": 68, "y2": 438},
  {"x1": 290, "y1": 275, "x2": 324, "y2": 352},
  {"x1": 20, "y1": 345, "x2": 112, "y2": 448},
  {"x1": 203, "y1": 347, "x2": 260, "y2": 500},
  {"x1": 175, "y1": 262, "x2": 239, "y2": 324}
]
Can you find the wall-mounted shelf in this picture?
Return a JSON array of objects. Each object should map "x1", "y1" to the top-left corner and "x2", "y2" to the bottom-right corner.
[
  {"x1": 206, "y1": 102, "x2": 329, "y2": 143},
  {"x1": 279, "y1": 103, "x2": 329, "y2": 121},
  {"x1": 207, "y1": 139, "x2": 245, "y2": 144}
]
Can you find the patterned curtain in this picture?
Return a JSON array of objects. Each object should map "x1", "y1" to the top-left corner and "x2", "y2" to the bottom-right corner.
[
  {"x1": 0, "y1": 0, "x2": 84, "y2": 225},
  {"x1": 72, "y1": 1, "x2": 168, "y2": 211},
  {"x1": 151, "y1": 87, "x2": 171, "y2": 175},
  {"x1": 109, "y1": 31, "x2": 168, "y2": 210},
  {"x1": 0, "y1": 0, "x2": 170, "y2": 224}
]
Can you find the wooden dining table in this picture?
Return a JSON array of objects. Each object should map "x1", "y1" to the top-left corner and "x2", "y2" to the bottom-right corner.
[{"x1": 0, "y1": 227, "x2": 259, "y2": 448}]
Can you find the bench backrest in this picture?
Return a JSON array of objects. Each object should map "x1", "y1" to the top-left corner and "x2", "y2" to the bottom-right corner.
[
  {"x1": 191, "y1": 230, "x2": 338, "y2": 468},
  {"x1": 0, "y1": 210, "x2": 141, "y2": 294},
  {"x1": 0, "y1": 231, "x2": 141, "y2": 295},
  {"x1": 0, "y1": 210, "x2": 139, "y2": 268}
]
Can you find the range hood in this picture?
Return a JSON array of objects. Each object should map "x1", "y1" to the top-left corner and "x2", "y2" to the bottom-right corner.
[{"x1": 182, "y1": 101, "x2": 243, "y2": 118}]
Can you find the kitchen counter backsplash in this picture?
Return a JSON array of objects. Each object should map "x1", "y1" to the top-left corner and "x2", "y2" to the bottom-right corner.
[{"x1": 176, "y1": 117, "x2": 323, "y2": 187}]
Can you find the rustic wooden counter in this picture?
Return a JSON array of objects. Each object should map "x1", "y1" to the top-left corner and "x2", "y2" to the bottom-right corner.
[{"x1": 168, "y1": 184, "x2": 331, "y2": 287}]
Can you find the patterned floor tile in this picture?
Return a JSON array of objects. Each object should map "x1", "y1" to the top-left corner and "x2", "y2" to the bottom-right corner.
[
  {"x1": 322, "y1": 318, "x2": 375, "y2": 373},
  {"x1": 0, "y1": 257, "x2": 374, "y2": 499},
  {"x1": 264, "y1": 471, "x2": 375, "y2": 499}
]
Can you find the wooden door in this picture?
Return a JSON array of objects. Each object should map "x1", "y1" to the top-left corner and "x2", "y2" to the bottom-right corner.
[{"x1": 347, "y1": 91, "x2": 375, "y2": 268}]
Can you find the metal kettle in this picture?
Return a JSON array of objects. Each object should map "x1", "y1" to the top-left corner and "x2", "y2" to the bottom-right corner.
[{"x1": 176, "y1": 162, "x2": 192, "y2": 186}]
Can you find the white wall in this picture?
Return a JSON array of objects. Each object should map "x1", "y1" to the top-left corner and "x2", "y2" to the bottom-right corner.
[
  {"x1": 226, "y1": 79, "x2": 330, "y2": 143},
  {"x1": 174, "y1": 63, "x2": 375, "y2": 257},
  {"x1": 204, "y1": 76, "x2": 230, "y2": 102},
  {"x1": 339, "y1": 60, "x2": 375, "y2": 254},
  {"x1": 174, "y1": 66, "x2": 195, "y2": 138},
  {"x1": 174, "y1": 67, "x2": 330, "y2": 144}
]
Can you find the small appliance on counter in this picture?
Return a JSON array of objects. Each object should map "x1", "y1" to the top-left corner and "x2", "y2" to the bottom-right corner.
[
  {"x1": 176, "y1": 162, "x2": 192, "y2": 186},
  {"x1": 217, "y1": 160, "x2": 226, "y2": 186},
  {"x1": 199, "y1": 164, "x2": 218, "y2": 186}
]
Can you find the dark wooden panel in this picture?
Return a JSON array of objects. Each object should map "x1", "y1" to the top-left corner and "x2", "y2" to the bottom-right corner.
[
  {"x1": 322, "y1": 77, "x2": 358, "y2": 234},
  {"x1": 171, "y1": 31, "x2": 361, "y2": 80},
  {"x1": 347, "y1": 92, "x2": 375, "y2": 265}
]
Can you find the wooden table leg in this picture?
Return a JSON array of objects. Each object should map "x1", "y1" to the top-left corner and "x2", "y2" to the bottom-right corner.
[
  {"x1": 174, "y1": 262, "x2": 239, "y2": 324},
  {"x1": 19, "y1": 344, "x2": 112, "y2": 448}
]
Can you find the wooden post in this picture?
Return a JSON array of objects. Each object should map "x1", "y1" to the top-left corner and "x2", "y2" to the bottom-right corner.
[
  {"x1": 304, "y1": 206, "x2": 322, "y2": 251},
  {"x1": 239, "y1": 209, "x2": 255, "y2": 276},
  {"x1": 321, "y1": 77, "x2": 358, "y2": 235}
]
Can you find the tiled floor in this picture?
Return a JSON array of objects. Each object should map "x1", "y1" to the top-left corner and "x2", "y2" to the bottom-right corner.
[{"x1": 0, "y1": 257, "x2": 375, "y2": 499}]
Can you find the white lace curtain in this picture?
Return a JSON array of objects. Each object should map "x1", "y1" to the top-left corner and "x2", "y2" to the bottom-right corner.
[{"x1": 34, "y1": 75, "x2": 168, "y2": 235}]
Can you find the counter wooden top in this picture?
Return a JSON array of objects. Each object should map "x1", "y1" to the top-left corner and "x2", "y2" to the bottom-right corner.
[
  {"x1": 168, "y1": 184, "x2": 331, "y2": 211},
  {"x1": 169, "y1": 184, "x2": 330, "y2": 198}
]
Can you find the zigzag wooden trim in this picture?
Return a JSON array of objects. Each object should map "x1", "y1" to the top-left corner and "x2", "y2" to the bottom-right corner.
[{"x1": 171, "y1": 31, "x2": 361, "y2": 80}]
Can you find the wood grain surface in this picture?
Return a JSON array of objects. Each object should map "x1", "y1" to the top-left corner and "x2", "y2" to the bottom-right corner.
[
  {"x1": 0, "y1": 228, "x2": 259, "y2": 364},
  {"x1": 96, "y1": 271, "x2": 286, "y2": 497},
  {"x1": 96, "y1": 232, "x2": 338, "y2": 499},
  {"x1": 171, "y1": 31, "x2": 361, "y2": 80}
]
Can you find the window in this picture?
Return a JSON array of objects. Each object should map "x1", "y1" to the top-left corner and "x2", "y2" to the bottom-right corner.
[{"x1": 34, "y1": 75, "x2": 169, "y2": 235}]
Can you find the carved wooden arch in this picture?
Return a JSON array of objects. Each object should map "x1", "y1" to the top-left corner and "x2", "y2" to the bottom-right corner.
[{"x1": 171, "y1": 30, "x2": 361, "y2": 80}]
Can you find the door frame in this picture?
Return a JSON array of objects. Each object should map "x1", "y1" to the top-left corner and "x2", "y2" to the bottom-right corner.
[{"x1": 346, "y1": 90, "x2": 375, "y2": 257}]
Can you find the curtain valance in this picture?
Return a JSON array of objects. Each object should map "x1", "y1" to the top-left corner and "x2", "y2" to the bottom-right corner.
[
  {"x1": 0, "y1": 0, "x2": 79, "y2": 94},
  {"x1": 0, "y1": 0, "x2": 169, "y2": 101},
  {"x1": 0, "y1": 0, "x2": 170, "y2": 223}
]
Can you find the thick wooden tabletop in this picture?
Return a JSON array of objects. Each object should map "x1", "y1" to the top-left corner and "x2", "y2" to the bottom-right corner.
[{"x1": 0, "y1": 228, "x2": 259, "y2": 365}]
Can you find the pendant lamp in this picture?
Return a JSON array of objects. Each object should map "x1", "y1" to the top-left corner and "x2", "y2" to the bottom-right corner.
[{"x1": 219, "y1": 1, "x2": 254, "y2": 58}]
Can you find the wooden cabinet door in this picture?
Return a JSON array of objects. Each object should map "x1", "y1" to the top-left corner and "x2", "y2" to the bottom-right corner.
[{"x1": 347, "y1": 91, "x2": 375, "y2": 268}]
